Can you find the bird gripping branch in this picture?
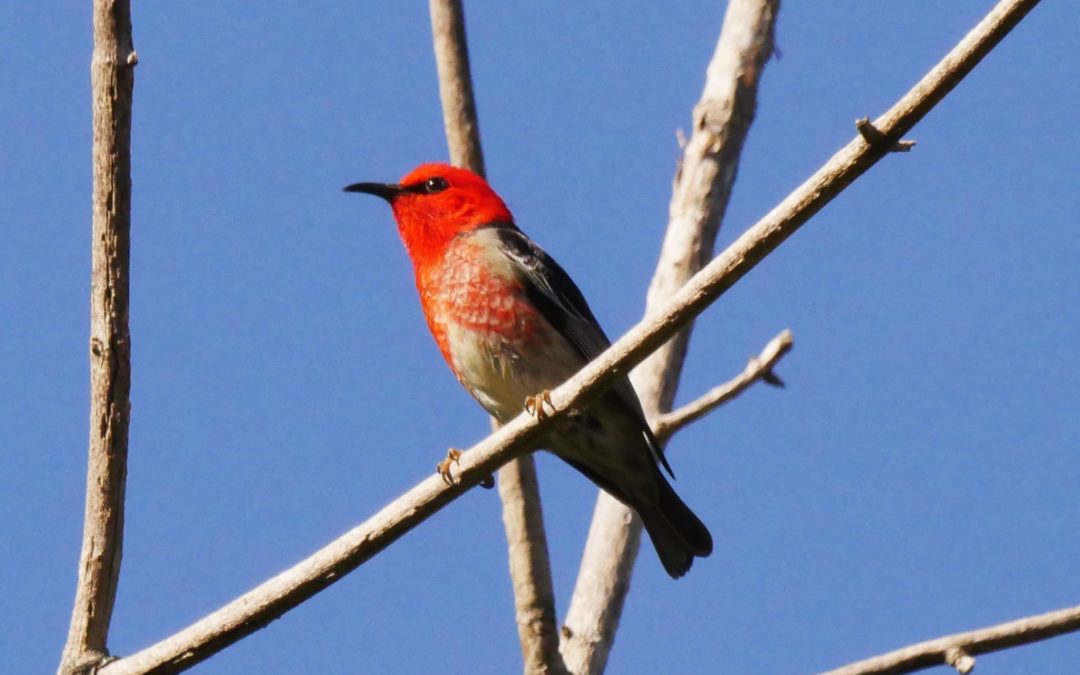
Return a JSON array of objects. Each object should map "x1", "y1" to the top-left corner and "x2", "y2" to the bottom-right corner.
[{"x1": 345, "y1": 164, "x2": 712, "y2": 578}]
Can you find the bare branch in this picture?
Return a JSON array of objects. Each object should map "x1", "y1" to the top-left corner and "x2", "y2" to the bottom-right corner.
[
  {"x1": 499, "y1": 457, "x2": 568, "y2": 675},
  {"x1": 562, "y1": 0, "x2": 778, "y2": 670},
  {"x1": 654, "y1": 328, "x2": 793, "y2": 442},
  {"x1": 429, "y1": 2, "x2": 565, "y2": 672},
  {"x1": 822, "y1": 602, "x2": 1080, "y2": 675},
  {"x1": 101, "y1": 457, "x2": 529, "y2": 674},
  {"x1": 429, "y1": 0, "x2": 484, "y2": 175},
  {"x1": 97, "y1": 0, "x2": 1039, "y2": 669},
  {"x1": 59, "y1": 2, "x2": 136, "y2": 673}
]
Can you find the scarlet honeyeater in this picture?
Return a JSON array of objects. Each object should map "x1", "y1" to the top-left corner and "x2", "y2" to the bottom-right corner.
[{"x1": 345, "y1": 163, "x2": 712, "y2": 578}]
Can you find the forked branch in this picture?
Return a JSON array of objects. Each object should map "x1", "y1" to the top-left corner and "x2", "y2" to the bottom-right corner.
[
  {"x1": 561, "y1": 0, "x2": 779, "y2": 670},
  {"x1": 654, "y1": 328, "x2": 793, "y2": 442}
]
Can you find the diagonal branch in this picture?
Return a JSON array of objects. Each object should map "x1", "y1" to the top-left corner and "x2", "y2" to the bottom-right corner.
[
  {"x1": 654, "y1": 328, "x2": 793, "y2": 443},
  {"x1": 59, "y1": 2, "x2": 137, "y2": 673},
  {"x1": 821, "y1": 601, "x2": 1080, "y2": 675},
  {"x1": 97, "y1": 0, "x2": 1039, "y2": 670},
  {"x1": 429, "y1": 2, "x2": 566, "y2": 673},
  {"x1": 561, "y1": 1, "x2": 778, "y2": 671}
]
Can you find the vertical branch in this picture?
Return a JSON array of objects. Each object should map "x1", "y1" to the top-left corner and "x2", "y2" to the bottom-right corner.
[
  {"x1": 561, "y1": 1, "x2": 779, "y2": 672},
  {"x1": 59, "y1": 1, "x2": 136, "y2": 673},
  {"x1": 498, "y1": 457, "x2": 567, "y2": 675},
  {"x1": 429, "y1": 0, "x2": 485, "y2": 176},
  {"x1": 428, "y1": 2, "x2": 566, "y2": 673}
]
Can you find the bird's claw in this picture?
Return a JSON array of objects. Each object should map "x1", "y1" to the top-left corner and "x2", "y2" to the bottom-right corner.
[
  {"x1": 436, "y1": 449, "x2": 494, "y2": 488},
  {"x1": 524, "y1": 390, "x2": 555, "y2": 420},
  {"x1": 436, "y1": 448, "x2": 463, "y2": 485}
]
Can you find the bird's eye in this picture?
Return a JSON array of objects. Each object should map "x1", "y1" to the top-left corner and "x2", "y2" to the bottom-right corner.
[{"x1": 423, "y1": 177, "x2": 449, "y2": 193}]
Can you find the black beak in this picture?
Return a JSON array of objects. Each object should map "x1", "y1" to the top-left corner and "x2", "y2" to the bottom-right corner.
[{"x1": 343, "y1": 182, "x2": 403, "y2": 202}]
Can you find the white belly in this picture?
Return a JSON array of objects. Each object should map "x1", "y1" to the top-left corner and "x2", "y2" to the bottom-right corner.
[{"x1": 445, "y1": 320, "x2": 582, "y2": 422}]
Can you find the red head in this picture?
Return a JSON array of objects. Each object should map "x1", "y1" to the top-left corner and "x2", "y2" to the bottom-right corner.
[{"x1": 345, "y1": 163, "x2": 514, "y2": 265}]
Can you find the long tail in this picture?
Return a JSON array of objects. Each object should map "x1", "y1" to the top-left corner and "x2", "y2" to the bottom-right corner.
[
  {"x1": 558, "y1": 450, "x2": 712, "y2": 578},
  {"x1": 639, "y1": 476, "x2": 713, "y2": 579}
]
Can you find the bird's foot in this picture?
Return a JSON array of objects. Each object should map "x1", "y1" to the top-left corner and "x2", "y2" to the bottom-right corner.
[
  {"x1": 436, "y1": 448, "x2": 462, "y2": 485},
  {"x1": 524, "y1": 390, "x2": 555, "y2": 420}
]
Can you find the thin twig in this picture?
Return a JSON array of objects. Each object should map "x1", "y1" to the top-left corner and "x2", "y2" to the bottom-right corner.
[
  {"x1": 821, "y1": 602, "x2": 1080, "y2": 675},
  {"x1": 58, "y1": 2, "x2": 136, "y2": 674},
  {"x1": 654, "y1": 329, "x2": 793, "y2": 442},
  {"x1": 429, "y1": 2, "x2": 566, "y2": 672},
  {"x1": 98, "y1": 0, "x2": 1039, "y2": 670},
  {"x1": 561, "y1": 1, "x2": 778, "y2": 671}
]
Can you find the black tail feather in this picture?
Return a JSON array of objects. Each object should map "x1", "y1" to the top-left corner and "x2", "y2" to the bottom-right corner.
[
  {"x1": 559, "y1": 454, "x2": 712, "y2": 579},
  {"x1": 640, "y1": 477, "x2": 713, "y2": 579}
]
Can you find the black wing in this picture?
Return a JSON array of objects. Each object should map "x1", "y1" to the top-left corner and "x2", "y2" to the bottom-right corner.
[{"x1": 492, "y1": 225, "x2": 674, "y2": 478}]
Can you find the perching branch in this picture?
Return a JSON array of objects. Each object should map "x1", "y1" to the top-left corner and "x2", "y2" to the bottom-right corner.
[
  {"x1": 821, "y1": 601, "x2": 1080, "y2": 675},
  {"x1": 100, "y1": 462, "x2": 519, "y2": 674},
  {"x1": 654, "y1": 328, "x2": 793, "y2": 442},
  {"x1": 428, "y1": 2, "x2": 566, "y2": 673},
  {"x1": 561, "y1": 1, "x2": 778, "y2": 671},
  {"x1": 59, "y1": 2, "x2": 136, "y2": 674},
  {"x1": 97, "y1": 0, "x2": 1038, "y2": 670}
]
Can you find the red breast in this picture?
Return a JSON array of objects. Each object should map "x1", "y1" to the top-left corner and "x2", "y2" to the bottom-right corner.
[{"x1": 418, "y1": 230, "x2": 543, "y2": 370}]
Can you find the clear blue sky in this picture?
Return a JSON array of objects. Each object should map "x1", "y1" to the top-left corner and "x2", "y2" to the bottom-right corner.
[{"x1": 3, "y1": 2, "x2": 1078, "y2": 673}]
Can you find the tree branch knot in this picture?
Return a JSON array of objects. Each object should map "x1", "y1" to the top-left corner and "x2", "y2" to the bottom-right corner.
[
  {"x1": 945, "y1": 645, "x2": 975, "y2": 673},
  {"x1": 855, "y1": 116, "x2": 917, "y2": 152}
]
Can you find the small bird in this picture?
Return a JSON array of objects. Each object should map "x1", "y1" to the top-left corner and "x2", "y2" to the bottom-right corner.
[{"x1": 345, "y1": 163, "x2": 712, "y2": 578}]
